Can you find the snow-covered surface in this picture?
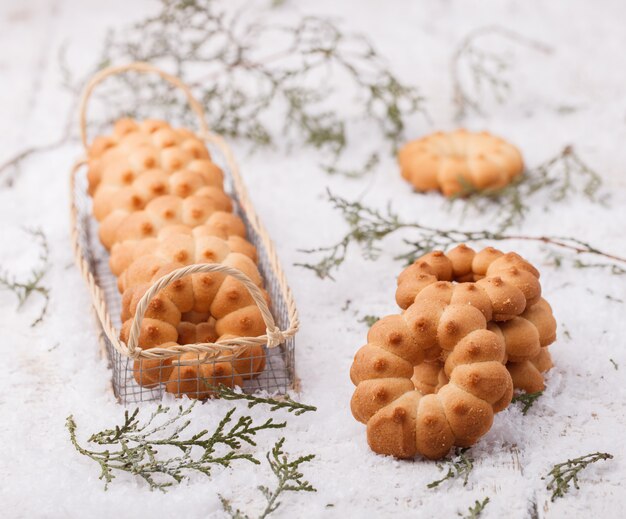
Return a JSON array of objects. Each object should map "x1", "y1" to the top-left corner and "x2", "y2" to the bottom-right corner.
[{"x1": 0, "y1": 1, "x2": 625, "y2": 517}]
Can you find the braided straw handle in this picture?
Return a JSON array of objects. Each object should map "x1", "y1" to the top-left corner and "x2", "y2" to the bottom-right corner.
[
  {"x1": 78, "y1": 61, "x2": 209, "y2": 150},
  {"x1": 127, "y1": 263, "x2": 284, "y2": 359},
  {"x1": 72, "y1": 62, "x2": 300, "y2": 361}
]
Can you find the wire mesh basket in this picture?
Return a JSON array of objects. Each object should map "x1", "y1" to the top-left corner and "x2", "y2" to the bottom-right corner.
[{"x1": 70, "y1": 63, "x2": 298, "y2": 404}]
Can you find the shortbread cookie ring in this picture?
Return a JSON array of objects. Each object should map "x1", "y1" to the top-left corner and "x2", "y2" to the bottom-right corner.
[
  {"x1": 350, "y1": 246, "x2": 553, "y2": 459},
  {"x1": 350, "y1": 301, "x2": 514, "y2": 459},
  {"x1": 398, "y1": 129, "x2": 524, "y2": 196},
  {"x1": 411, "y1": 298, "x2": 557, "y2": 395},
  {"x1": 396, "y1": 245, "x2": 553, "y2": 364}
]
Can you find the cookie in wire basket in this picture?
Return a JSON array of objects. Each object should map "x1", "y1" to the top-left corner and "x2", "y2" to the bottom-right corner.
[{"x1": 70, "y1": 62, "x2": 299, "y2": 404}]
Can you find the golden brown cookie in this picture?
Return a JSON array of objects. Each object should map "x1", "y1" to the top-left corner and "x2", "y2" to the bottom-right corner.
[
  {"x1": 351, "y1": 246, "x2": 555, "y2": 459},
  {"x1": 398, "y1": 129, "x2": 524, "y2": 196},
  {"x1": 86, "y1": 118, "x2": 271, "y2": 400}
]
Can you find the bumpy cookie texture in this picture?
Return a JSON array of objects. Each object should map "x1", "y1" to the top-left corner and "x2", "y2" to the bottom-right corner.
[
  {"x1": 350, "y1": 245, "x2": 556, "y2": 459},
  {"x1": 398, "y1": 130, "x2": 524, "y2": 197},
  {"x1": 87, "y1": 118, "x2": 268, "y2": 398},
  {"x1": 397, "y1": 245, "x2": 557, "y2": 392},
  {"x1": 88, "y1": 118, "x2": 229, "y2": 250}
]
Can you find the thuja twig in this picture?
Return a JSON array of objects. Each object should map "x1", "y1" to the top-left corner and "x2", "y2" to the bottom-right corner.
[
  {"x1": 572, "y1": 260, "x2": 626, "y2": 276},
  {"x1": 66, "y1": 0, "x2": 422, "y2": 177},
  {"x1": 0, "y1": 227, "x2": 50, "y2": 326},
  {"x1": 452, "y1": 25, "x2": 552, "y2": 120},
  {"x1": 296, "y1": 191, "x2": 626, "y2": 279},
  {"x1": 67, "y1": 402, "x2": 285, "y2": 491},
  {"x1": 0, "y1": 47, "x2": 81, "y2": 185},
  {"x1": 427, "y1": 448, "x2": 474, "y2": 488},
  {"x1": 544, "y1": 452, "x2": 613, "y2": 501},
  {"x1": 220, "y1": 437, "x2": 316, "y2": 519},
  {"x1": 358, "y1": 315, "x2": 380, "y2": 327},
  {"x1": 212, "y1": 385, "x2": 317, "y2": 416},
  {"x1": 511, "y1": 391, "x2": 543, "y2": 415},
  {"x1": 5, "y1": 1, "x2": 425, "y2": 183},
  {"x1": 462, "y1": 497, "x2": 490, "y2": 519},
  {"x1": 448, "y1": 145, "x2": 605, "y2": 231}
]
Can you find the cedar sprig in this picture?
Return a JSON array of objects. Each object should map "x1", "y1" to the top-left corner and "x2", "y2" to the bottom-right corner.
[
  {"x1": 427, "y1": 447, "x2": 474, "y2": 489},
  {"x1": 572, "y1": 260, "x2": 626, "y2": 276},
  {"x1": 220, "y1": 437, "x2": 316, "y2": 519},
  {"x1": 452, "y1": 25, "x2": 552, "y2": 120},
  {"x1": 544, "y1": 452, "x2": 613, "y2": 501},
  {"x1": 0, "y1": 227, "x2": 50, "y2": 326},
  {"x1": 511, "y1": 391, "x2": 543, "y2": 415},
  {"x1": 295, "y1": 190, "x2": 404, "y2": 280},
  {"x1": 462, "y1": 497, "x2": 490, "y2": 519},
  {"x1": 1, "y1": 0, "x2": 425, "y2": 182},
  {"x1": 296, "y1": 191, "x2": 626, "y2": 279},
  {"x1": 212, "y1": 385, "x2": 317, "y2": 416},
  {"x1": 77, "y1": 1, "x2": 422, "y2": 176},
  {"x1": 448, "y1": 145, "x2": 605, "y2": 231},
  {"x1": 66, "y1": 402, "x2": 285, "y2": 491},
  {"x1": 358, "y1": 315, "x2": 380, "y2": 327}
]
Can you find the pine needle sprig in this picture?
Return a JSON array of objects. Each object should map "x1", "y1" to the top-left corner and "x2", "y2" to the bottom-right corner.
[
  {"x1": 0, "y1": 227, "x2": 50, "y2": 326},
  {"x1": 544, "y1": 452, "x2": 613, "y2": 501},
  {"x1": 427, "y1": 447, "x2": 474, "y2": 489},
  {"x1": 66, "y1": 402, "x2": 286, "y2": 491},
  {"x1": 448, "y1": 145, "x2": 606, "y2": 231},
  {"x1": 462, "y1": 497, "x2": 490, "y2": 519},
  {"x1": 295, "y1": 190, "x2": 406, "y2": 279},
  {"x1": 358, "y1": 315, "x2": 380, "y2": 327},
  {"x1": 1, "y1": 0, "x2": 425, "y2": 182},
  {"x1": 571, "y1": 260, "x2": 626, "y2": 276},
  {"x1": 511, "y1": 391, "x2": 543, "y2": 415},
  {"x1": 296, "y1": 191, "x2": 626, "y2": 279},
  {"x1": 221, "y1": 437, "x2": 316, "y2": 519},
  {"x1": 211, "y1": 385, "x2": 317, "y2": 416},
  {"x1": 452, "y1": 25, "x2": 552, "y2": 120}
]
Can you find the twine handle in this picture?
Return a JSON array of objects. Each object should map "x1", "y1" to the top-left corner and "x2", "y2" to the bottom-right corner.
[
  {"x1": 127, "y1": 263, "x2": 284, "y2": 358},
  {"x1": 78, "y1": 62, "x2": 209, "y2": 151}
]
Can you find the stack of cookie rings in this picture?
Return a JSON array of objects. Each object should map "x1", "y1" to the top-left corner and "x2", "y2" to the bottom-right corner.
[{"x1": 350, "y1": 245, "x2": 557, "y2": 459}]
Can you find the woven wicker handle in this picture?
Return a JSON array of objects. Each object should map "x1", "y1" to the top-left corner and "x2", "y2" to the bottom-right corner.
[
  {"x1": 78, "y1": 62, "x2": 209, "y2": 151},
  {"x1": 127, "y1": 263, "x2": 285, "y2": 357}
]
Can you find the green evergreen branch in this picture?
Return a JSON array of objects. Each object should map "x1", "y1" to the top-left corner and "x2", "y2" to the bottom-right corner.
[
  {"x1": 358, "y1": 315, "x2": 380, "y2": 327},
  {"x1": 220, "y1": 437, "x2": 316, "y2": 519},
  {"x1": 427, "y1": 448, "x2": 474, "y2": 489},
  {"x1": 511, "y1": 391, "x2": 543, "y2": 415},
  {"x1": 296, "y1": 190, "x2": 626, "y2": 280},
  {"x1": 447, "y1": 145, "x2": 606, "y2": 231},
  {"x1": 67, "y1": 402, "x2": 285, "y2": 491},
  {"x1": 452, "y1": 25, "x2": 552, "y2": 120},
  {"x1": 544, "y1": 452, "x2": 613, "y2": 501},
  {"x1": 211, "y1": 385, "x2": 317, "y2": 416},
  {"x1": 0, "y1": 227, "x2": 50, "y2": 326},
  {"x1": 461, "y1": 497, "x2": 490, "y2": 519}
]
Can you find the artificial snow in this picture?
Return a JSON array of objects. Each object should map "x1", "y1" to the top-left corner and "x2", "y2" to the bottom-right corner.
[{"x1": 0, "y1": 0, "x2": 625, "y2": 517}]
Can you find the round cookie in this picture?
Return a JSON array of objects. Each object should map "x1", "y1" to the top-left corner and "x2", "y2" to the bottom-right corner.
[
  {"x1": 398, "y1": 129, "x2": 524, "y2": 196},
  {"x1": 351, "y1": 246, "x2": 554, "y2": 459}
]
